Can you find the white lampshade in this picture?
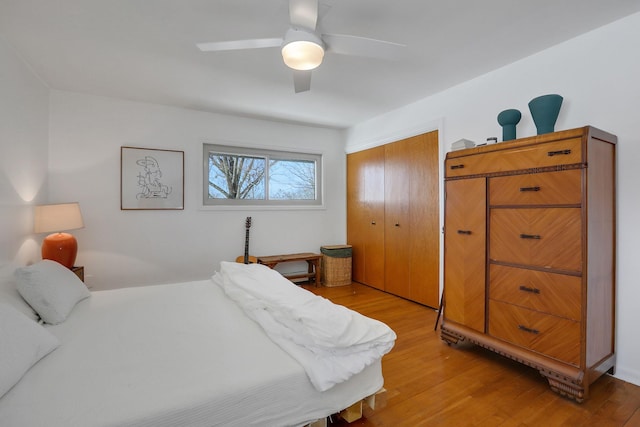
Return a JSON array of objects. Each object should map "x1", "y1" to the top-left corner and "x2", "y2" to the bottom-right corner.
[
  {"x1": 281, "y1": 28, "x2": 324, "y2": 71},
  {"x1": 34, "y1": 203, "x2": 84, "y2": 234}
]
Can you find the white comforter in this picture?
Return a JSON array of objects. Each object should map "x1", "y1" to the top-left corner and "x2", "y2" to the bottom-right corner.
[
  {"x1": 1, "y1": 279, "x2": 386, "y2": 427},
  {"x1": 216, "y1": 261, "x2": 396, "y2": 392}
]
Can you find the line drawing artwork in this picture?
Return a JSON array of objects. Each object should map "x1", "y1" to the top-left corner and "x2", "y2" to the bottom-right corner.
[
  {"x1": 121, "y1": 146, "x2": 184, "y2": 210},
  {"x1": 135, "y1": 155, "x2": 172, "y2": 199}
]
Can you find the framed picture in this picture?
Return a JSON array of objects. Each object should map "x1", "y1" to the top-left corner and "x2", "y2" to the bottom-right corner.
[{"x1": 121, "y1": 146, "x2": 184, "y2": 210}]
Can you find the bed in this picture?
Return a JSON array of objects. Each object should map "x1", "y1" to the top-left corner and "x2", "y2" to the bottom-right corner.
[{"x1": 0, "y1": 260, "x2": 395, "y2": 426}]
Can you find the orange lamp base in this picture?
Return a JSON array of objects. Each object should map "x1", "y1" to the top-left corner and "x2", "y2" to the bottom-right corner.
[{"x1": 42, "y1": 232, "x2": 78, "y2": 269}]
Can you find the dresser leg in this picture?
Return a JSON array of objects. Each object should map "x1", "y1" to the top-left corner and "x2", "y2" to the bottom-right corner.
[
  {"x1": 540, "y1": 371, "x2": 585, "y2": 403},
  {"x1": 440, "y1": 327, "x2": 462, "y2": 346}
]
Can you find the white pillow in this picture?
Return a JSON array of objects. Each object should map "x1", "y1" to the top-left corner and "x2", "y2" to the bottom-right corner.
[
  {"x1": 15, "y1": 260, "x2": 90, "y2": 324},
  {"x1": 0, "y1": 303, "x2": 60, "y2": 398},
  {"x1": 0, "y1": 261, "x2": 39, "y2": 321}
]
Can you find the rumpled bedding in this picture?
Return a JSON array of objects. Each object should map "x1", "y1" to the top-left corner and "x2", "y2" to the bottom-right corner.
[{"x1": 215, "y1": 261, "x2": 396, "y2": 392}]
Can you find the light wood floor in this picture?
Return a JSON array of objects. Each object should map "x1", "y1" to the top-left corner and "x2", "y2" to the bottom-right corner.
[{"x1": 302, "y1": 282, "x2": 640, "y2": 427}]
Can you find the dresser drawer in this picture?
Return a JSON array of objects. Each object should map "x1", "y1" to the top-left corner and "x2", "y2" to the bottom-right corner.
[
  {"x1": 490, "y1": 208, "x2": 582, "y2": 272},
  {"x1": 489, "y1": 300, "x2": 580, "y2": 366},
  {"x1": 489, "y1": 169, "x2": 582, "y2": 206},
  {"x1": 446, "y1": 138, "x2": 583, "y2": 178},
  {"x1": 490, "y1": 264, "x2": 581, "y2": 321}
]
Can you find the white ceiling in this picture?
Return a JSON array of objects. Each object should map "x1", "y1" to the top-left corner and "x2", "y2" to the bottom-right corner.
[{"x1": 2, "y1": 0, "x2": 639, "y2": 129}]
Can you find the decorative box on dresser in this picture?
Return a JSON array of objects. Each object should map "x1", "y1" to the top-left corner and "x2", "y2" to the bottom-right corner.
[{"x1": 440, "y1": 126, "x2": 616, "y2": 402}]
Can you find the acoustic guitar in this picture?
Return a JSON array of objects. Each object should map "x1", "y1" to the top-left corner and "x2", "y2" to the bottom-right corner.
[{"x1": 235, "y1": 216, "x2": 257, "y2": 264}]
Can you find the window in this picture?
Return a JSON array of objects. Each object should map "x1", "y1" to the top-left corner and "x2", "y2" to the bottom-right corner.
[{"x1": 202, "y1": 143, "x2": 323, "y2": 207}]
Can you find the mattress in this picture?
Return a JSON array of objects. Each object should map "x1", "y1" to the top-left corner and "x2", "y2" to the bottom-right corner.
[{"x1": 0, "y1": 279, "x2": 384, "y2": 427}]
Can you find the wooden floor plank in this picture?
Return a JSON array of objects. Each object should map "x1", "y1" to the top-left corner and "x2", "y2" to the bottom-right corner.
[
  {"x1": 624, "y1": 408, "x2": 640, "y2": 427},
  {"x1": 303, "y1": 282, "x2": 640, "y2": 427}
]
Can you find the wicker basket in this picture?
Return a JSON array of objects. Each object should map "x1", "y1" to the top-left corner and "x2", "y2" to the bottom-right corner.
[{"x1": 320, "y1": 245, "x2": 352, "y2": 287}]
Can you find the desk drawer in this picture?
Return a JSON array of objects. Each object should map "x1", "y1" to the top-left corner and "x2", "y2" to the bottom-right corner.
[
  {"x1": 490, "y1": 208, "x2": 582, "y2": 272},
  {"x1": 490, "y1": 169, "x2": 582, "y2": 206},
  {"x1": 446, "y1": 138, "x2": 583, "y2": 178},
  {"x1": 489, "y1": 300, "x2": 580, "y2": 366},
  {"x1": 489, "y1": 264, "x2": 581, "y2": 321}
]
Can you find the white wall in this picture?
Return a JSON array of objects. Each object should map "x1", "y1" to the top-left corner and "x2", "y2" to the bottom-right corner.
[
  {"x1": 0, "y1": 36, "x2": 49, "y2": 265},
  {"x1": 47, "y1": 91, "x2": 346, "y2": 290},
  {"x1": 345, "y1": 12, "x2": 640, "y2": 387}
]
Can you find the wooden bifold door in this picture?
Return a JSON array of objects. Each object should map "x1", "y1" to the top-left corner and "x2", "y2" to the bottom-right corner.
[{"x1": 347, "y1": 131, "x2": 440, "y2": 308}]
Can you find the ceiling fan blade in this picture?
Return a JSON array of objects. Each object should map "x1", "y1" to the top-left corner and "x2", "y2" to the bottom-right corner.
[
  {"x1": 322, "y1": 34, "x2": 406, "y2": 60},
  {"x1": 289, "y1": 0, "x2": 318, "y2": 30},
  {"x1": 293, "y1": 70, "x2": 312, "y2": 93},
  {"x1": 197, "y1": 38, "x2": 282, "y2": 52}
]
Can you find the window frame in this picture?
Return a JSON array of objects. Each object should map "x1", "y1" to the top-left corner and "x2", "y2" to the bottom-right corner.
[{"x1": 202, "y1": 143, "x2": 324, "y2": 209}]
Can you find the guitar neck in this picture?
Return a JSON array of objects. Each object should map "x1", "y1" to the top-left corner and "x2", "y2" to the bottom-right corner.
[{"x1": 243, "y1": 229, "x2": 250, "y2": 264}]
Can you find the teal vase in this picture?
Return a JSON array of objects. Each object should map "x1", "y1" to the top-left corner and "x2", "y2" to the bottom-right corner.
[
  {"x1": 497, "y1": 109, "x2": 522, "y2": 141},
  {"x1": 528, "y1": 94, "x2": 563, "y2": 135}
]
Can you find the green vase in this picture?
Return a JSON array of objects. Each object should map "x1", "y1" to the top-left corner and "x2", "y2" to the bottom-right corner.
[
  {"x1": 528, "y1": 94, "x2": 563, "y2": 135},
  {"x1": 497, "y1": 109, "x2": 522, "y2": 141}
]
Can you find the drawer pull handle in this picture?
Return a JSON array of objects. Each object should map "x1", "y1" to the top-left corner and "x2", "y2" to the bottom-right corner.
[
  {"x1": 518, "y1": 325, "x2": 540, "y2": 335},
  {"x1": 519, "y1": 285, "x2": 541, "y2": 294},
  {"x1": 371, "y1": 220, "x2": 376, "y2": 225},
  {"x1": 547, "y1": 149, "x2": 571, "y2": 157},
  {"x1": 520, "y1": 233, "x2": 541, "y2": 240},
  {"x1": 457, "y1": 230, "x2": 472, "y2": 235},
  {"x1": 519, "y1": 186, "x2": 541, "y2": 192},
  {"x1": 450, "y1": 164, "x2": 465, "y2": 170}
]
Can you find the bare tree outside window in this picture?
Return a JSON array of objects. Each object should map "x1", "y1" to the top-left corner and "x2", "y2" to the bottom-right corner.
[
  {"x1": 269, "y1": 159, "x2": 315, "y2": 200},
  {"x1": 208, "y1": 154, "x2": 266, "y2": 199},
  {"x1": 203, "y1": 144, "x2": 322, "y2": 207}
]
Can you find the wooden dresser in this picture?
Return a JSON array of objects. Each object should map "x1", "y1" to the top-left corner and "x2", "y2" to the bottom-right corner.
[{"x1": 440, "y1": 126, "x2": 616, "y2": 402}]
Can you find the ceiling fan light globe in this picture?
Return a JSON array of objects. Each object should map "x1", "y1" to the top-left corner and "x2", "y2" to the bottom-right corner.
[{"x1": 282, "y1": 40, "x2": 324, "y2": 70}]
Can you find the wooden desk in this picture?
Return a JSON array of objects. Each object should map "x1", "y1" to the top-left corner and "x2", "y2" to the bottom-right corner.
[{"x1": 257, "y1": 253, "x2": 322, "y2": 286}]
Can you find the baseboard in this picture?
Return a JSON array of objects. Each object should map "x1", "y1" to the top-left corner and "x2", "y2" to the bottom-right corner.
[{"x1": 612, "y1": 365, "x2": 640, "y2": 387}]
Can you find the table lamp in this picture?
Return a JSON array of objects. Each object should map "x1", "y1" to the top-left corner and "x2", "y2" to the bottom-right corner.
[{"x1": 34, "y1": 202, "x2": 84, "y2": 269}]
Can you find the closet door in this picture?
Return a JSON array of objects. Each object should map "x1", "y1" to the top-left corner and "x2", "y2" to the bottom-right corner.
[
  {"x1": 384, "y1": 132, "x2": 440, "y2": 307},
  {"x1": 384, "y1": 140, "x2": 411, "y2": 297},
  {"x1": 347, "y1": 151, "x2": 366, "y2": 283},
  {"x1": 347, "y1": 146, "x2": 385, "y2": 289},
  {"x1": 407, "y1": 131, "x2": 440, "y2": 307}
]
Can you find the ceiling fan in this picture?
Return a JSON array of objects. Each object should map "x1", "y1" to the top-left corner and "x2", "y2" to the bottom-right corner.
[{"x1": 196, "y1": 0, "x2": 405, "y2": 93}]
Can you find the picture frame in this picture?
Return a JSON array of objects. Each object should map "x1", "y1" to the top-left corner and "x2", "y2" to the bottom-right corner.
[{"x1": 121, "y1": 146, "x2": 184, "y2": 210}]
